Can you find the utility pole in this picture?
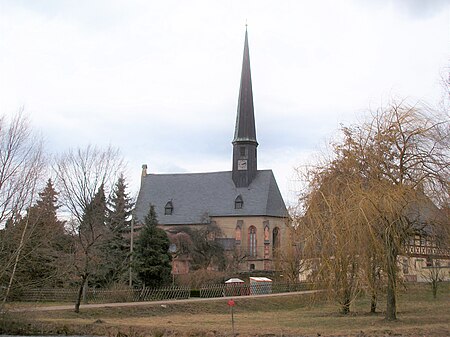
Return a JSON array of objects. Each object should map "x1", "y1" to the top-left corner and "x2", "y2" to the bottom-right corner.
[{"x1": 129, "y1": 218, "x2": 134, "y2": 287}]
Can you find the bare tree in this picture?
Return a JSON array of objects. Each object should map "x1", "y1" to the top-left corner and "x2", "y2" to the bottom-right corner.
[
  {"x1": 0, "y1": 111, "x2": 45, "y2": 224},
  {"x1": 178, "y1": 223, "x2": 226, "y2": 271},
  {"x1": 299, "y1": 101, "x2": 449, "y2": 320},
  {"x1": 54, "y1": 145, "x2": 123, "y2": 312},
  {"x1": 274, "y1": 219, "x2": 309, "y2": 286},
  {"x1": 54, "y1": 145, "x2": 122, "y2": 223},
  {"x1": 0, "y1": 111, "x2": 45, "y2": 307},
  {"x1": 421, "y1": 260, "x2": 447, "y2": 299}
]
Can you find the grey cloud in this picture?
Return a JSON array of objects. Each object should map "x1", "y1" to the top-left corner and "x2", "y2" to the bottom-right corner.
[
  {"x1": 395, "y1": 0, "x2": 449, "y2": 19},
  {"x1": 357, "y1": 0, "x2": 449, "y2": 19}
]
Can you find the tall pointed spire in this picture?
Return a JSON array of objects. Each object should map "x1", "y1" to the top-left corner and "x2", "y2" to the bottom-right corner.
[
  {"x1": 233, "y1": 27, "x2": 257, "y2": 144},
  {"x1": 232, "y1": 28, "x2": 258, "y2": 188}
]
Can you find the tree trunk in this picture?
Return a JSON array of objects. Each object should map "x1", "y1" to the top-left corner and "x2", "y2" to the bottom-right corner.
[
  {"x1": 432, "y1": 280, "x2": 437, "y2": 299},
  {"x1": 341, "y1": 281, "x2": 351, "y2": 315},
  {"x1": 2, "y1": 213, "x2": 32, "y2": 306},
  {"x1": 368, "y1": 256, "x2": 378, "y2": 313},
  {"x1": 341, "y1": 297, "x2": 351, "y2": 315},
  {"x1": 74, "y1": 275, "x2": 87, "y2": 313},
  {"x1": 386, "y1": 275, "x2": 396, "y2": 320},
  {"x1": 370, "y1": 291, "x2": 377, "y2": 313},
  {"x1": 385, "y1": 238, "x2": 397, "y2": 321}
]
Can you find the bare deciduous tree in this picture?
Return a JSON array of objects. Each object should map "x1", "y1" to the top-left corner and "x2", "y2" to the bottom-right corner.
[
  {"x1": 0, "y1": 111, "x2": 45, "y2": 224},
  {"x1": 178, "y1": 223, "x2": 226, "y2": 271},
  {"x1": 0, "y1": 111, "x2": 45, "y2": 308},
  {"x1": 422, "y1": 260, "x2": 446, "y2": 299},
  {"x1": 54, "y1": 145, "x2": 123, "y2": 313},
  {"x1": 274, "y1": 219, "x2": 309, "y2": 286}
]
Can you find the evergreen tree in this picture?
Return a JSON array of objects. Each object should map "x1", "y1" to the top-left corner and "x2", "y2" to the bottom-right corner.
[
  {"x1": 103, "y1": 173, "x2": 134, "y2": 285},
  {"x1": 2, "y1": 179, "x2": 70, "y2": 288},
  {"x1": 79, "y1": 184, "x2": 110, "y2": 287},
  {"x1": 134, "y1": 205, "x2": 172, "y2": 288},
  {"x1": 108, "y1": 173, "x2": 134, "y2": 232}
]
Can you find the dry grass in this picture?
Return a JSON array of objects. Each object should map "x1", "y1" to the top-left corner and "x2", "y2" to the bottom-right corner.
[{"x1": 3, "y1": 283, "x2": 450, "y2": 336}]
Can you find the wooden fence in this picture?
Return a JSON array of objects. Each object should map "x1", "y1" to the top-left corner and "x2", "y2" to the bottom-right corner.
[
  {"x1": 199, "y1": 282, "x2": 313, "y2": 298},
  {"x1": 17, "y1": 286, "x2": 190, "y2": 303},
  {"x1": 16, "y1": 282, "x2": 313, "y2": 303}
]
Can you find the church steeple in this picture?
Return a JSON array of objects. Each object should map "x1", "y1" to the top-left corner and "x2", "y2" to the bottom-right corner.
[{"x1": 232, "y1": 28, "x2": 258, "y2": 188}]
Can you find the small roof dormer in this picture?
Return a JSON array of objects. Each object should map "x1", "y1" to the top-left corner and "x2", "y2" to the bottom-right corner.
[
  {"x1": 235, "y1": 195, "x2": 243, "y2": 209},
  {"x1": 164, "y1": 200, "x2": 173, "y2": 215}
]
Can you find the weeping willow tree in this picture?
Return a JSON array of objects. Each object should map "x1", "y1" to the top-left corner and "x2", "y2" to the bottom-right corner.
[
  {"x1": 300, "y1": 101, "x2": 449, "y2": 319},
  {"x1": 301, "y1": 152, "x2": 367, "y2": 314}
]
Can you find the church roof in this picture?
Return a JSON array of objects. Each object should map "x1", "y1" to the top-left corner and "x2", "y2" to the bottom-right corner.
[
  {"x1": 233, "y1": 28, "x2": 257, "y2": 145},
  {"x1": 135, "y1": 170, "x2": 287, "y2": 225}
]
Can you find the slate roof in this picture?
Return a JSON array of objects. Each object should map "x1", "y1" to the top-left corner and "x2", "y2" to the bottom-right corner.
[
  {"x1": 134, "y1": 169, "x2": 288, "y2": 225},
  {"x1": 233, "y1": 28, "x2": 257, "y2": 145},
  {"x1": 406, "y1": 191, "x2": 449, "y2": 237}
]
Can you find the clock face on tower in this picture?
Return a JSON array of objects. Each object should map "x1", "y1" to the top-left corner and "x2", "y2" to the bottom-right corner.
[{"x1": 237, "y1": 159, "x2": 248, "y2": 170}]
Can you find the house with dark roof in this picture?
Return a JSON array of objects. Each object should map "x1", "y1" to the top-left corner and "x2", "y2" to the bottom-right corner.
[
  {"x1": 134, "y1": 29, "x2": 289, "y2": 273},
  {"x1": 401, "y1": 191, "x2": 450, "y2": 282}
]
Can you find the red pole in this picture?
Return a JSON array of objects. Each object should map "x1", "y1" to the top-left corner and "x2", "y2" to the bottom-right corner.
[{"x1": 228, "y1": 298, "x2": 236, "y2": 336}]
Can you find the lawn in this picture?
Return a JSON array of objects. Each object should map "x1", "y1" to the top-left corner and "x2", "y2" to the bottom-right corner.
[{"x1": 2, "y1": 283, "x2": 449, "y2": 336}]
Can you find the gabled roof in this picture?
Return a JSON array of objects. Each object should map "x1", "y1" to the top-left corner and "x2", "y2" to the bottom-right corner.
[
  {"x1": 407, "y1": 190, "x2": 449, "y2": 237},
  {"x1": 134, "y1": 170, "x2": 287, "y2": 225}
]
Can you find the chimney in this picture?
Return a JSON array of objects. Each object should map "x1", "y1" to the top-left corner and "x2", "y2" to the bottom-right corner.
[{"x1": 142, "y1": 164, "x2": 148, "y2": 177}]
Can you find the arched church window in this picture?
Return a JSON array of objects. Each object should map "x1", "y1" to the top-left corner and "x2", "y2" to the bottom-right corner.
[
  {"x1": 235, "y1": 195, "x2": 243, "y2": 209},
  {"x1": 164, "y1": 201, "x2": 173, "y2": 215},
  {"x1": 235, "y1": 224, "x2": 242, "y2": 242},
  {"x1": 248, "y1": 226, "x2": 257, "y2": 257},
  {"x1": 272, "y1": 227, "x2": 280, "y2": 255},
  {"x1": 264, "y1": 225, "x2": 270, "y2": 242}
]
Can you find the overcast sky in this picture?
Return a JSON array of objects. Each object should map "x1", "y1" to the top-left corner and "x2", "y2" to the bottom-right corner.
[{"x1": 1, "y1": 0, "x2": 449, "y2": 206}]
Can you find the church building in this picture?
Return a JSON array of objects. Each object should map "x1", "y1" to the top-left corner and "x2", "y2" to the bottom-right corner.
[{"x1": 134, "y1": 29, "x2": 288, "y2": 273}]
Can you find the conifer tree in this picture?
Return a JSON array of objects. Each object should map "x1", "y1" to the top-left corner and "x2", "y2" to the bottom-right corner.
[
  {"x1": 134, "y1": 205, "x2": 172, "y2": 288},
  {"x1": 102, "y1": 173, "x2": 134, "y2": 285},
  {"x1": 2, "y1": 179, "x2": 70, "y2": 288},
  {"x1": 108, "y1": 173, "x2": 134, "y2": 232}
]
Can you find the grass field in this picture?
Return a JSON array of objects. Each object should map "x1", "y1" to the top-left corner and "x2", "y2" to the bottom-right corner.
[{"x1": 2, "y1": 283, "x2": 449, "y2": 336}]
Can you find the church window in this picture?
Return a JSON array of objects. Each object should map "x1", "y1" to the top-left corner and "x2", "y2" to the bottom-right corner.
[
  {"x1": 235, "y1": 195, "x2": 243, "y2": 209},
  {"x1": 264, "y1": 225, "x2": 270, "y2": 242},
  {"x1": 248, "y1": 226, "x2": 257, "y2": 257},
  {"x1": 164, "y1": 201, "x2": 173, "y2": 215},
  {"x1": 235, "y1": 224, "x2": 242, "y2": 241},
  {"x1": 249, "y1": 263, "x2": 255, "y2": 271},
  {"x1": 272, "y1": 227, "x2": 280, "y2": 255}
]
